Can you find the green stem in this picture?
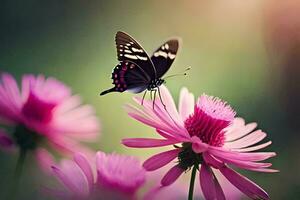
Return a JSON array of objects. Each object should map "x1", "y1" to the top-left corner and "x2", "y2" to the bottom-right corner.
[
  {"x1": 188, "y1": 165, "x2": 197, "y2": 200},
  {"x1": 9, "y1": 149, "x2": 27, "y2": 200}
]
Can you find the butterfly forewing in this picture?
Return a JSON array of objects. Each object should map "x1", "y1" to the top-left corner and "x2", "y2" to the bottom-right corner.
[
  {"x1": 151, "y1": 39, "x2": 179, "y2": 78},
  {"x1": 115, "y1": 31, "x2": 156, "y2": 79}
]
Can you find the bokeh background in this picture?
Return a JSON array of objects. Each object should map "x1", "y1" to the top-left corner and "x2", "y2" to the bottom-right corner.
[{"x1": 1, "y1": 0, "x2": 299, "y2": 199}]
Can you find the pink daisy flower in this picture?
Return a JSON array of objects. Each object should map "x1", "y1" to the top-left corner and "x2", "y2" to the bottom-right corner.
[
  {"x1": 122, "y1": 85, "x2": 278, "y2": 200},
  {"x1": 0, "y1": 73, "x2": 100, "y2": 162},
  {"x1": 47, "y1": 151, "x2": 146, "y2": 200}
]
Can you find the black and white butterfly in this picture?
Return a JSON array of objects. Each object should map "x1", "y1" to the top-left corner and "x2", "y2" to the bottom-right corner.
[{"x1": 100, "y1": 31, "x2": 181, "y2": 107}]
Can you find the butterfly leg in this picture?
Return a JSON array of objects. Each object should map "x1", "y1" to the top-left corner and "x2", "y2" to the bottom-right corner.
[
  {"x1": 158, "y1": 87, "x2": 175, "y2": 121},
  {"x1": 141, "y1": 90, "x2": 147, "y2": 106},
  {"x1": 152, "y1": 89, "x2": 157, "y2": 110},
  {"x1": 157, "y1": 87, "x2": 167, "y2": 110},
  {"x1": 150, "y1": 90, "x2": 153, "y2": 101}
]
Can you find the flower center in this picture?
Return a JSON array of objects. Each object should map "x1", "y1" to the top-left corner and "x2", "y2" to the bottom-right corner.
[
  {"x1": 13, "y1": 125, "x2": 44, "y2": 151},
  {"x1": 177, "y1": 143, "x2": 203, "y2": 170},
  {"x1": 184, "y1": 94, "x2": 236, "y2": 147},
  {"x1": 22, "y1": 91, "x2": 56, "y2": 123}
]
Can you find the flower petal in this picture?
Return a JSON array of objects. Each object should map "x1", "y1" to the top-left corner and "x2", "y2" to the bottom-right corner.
[
  {"x1": 74, "y1": 153, "x2": 94, "y2": 191},
  {"x1": 143, "y1": 148, "x2": 181, "y2": 171},
  {"x1": 191, "y1": 136, "x2": 208, "y2": 153},
  {"x1": 225, "y1": 130, "x2": 266, "y2": 149},
  {"x1": 0, "y1": 129, "x2": 14, "y2": 150},
  {"x1": 161, "y1": 165, "x2": 184, "y2": 186},
  {"x1": 200, "y1": 163, "x2": 225, "y2": 200},
  {"x1": 158, "y1": 85, "x2": 182, "y2": 124},
  {"x1": 35, "y1": 148, "x2": 55, "y2": 175},
  {"x1": 178, "y1": 87, "x2": 194, "y2": 121},
  {"x1": 122, "y1": 138, "x2": 178, "y2": 148},
  {"x1": 235, "y1": 141, "x2": 272, "y2": 152},
  {"x1": 220, "y1": 166, "x2": 269, "y2": 200},
  {"x1": 225, "y1": 119, "x2": 257, "y2": 142}
]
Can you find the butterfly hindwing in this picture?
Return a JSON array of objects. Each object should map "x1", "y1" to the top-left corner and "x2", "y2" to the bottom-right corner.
[
  {"x1": 115, "y1": 31, "x2": 157, "y2": 79},
  {"x1": 151, "y1": 39, "x2": 179, "y2": 78},
  {"x1": 100, "y1": 61, "x2": 149, "y2": 95}
]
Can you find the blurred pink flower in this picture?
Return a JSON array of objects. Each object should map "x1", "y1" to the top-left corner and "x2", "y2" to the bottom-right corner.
[
  {"x1": 0, "y1": 73, "x2": 100, "y2": 162},
  {"x1": 122, "y1": 85, "x2": 278, "y2": 200},
  {"x1": 47, "y1": 151, "x2": 145, "y2": 200}
]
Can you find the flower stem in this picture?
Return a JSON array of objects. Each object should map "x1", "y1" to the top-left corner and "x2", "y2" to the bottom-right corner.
[
  {"x1": 188, "y1": 165, "x2": 197, "y2": 200},
  {"x1": 9, "y1": 149, "x2": 27, "y2": 200}
]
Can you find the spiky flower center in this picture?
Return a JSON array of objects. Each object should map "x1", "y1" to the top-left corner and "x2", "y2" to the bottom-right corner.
[{"x1": 184, "y1": 94, "x2": 235, "y2": 147}]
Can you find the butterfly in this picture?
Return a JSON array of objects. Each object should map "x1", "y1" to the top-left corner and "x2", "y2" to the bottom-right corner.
[{"x1": 100, "y1": 31, "x2": 181, "y2": 107}]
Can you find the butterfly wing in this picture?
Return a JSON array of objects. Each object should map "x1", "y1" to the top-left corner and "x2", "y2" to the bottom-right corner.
[
  {"x1": 115, "y1": 31, "x2": 157, "y2": 79},
  {"x1": 100, "y1": 61, "x2": 149, "y2": 95},
  {"x1": 151, "y1": 39, "x2": 179, "y2": 78}
]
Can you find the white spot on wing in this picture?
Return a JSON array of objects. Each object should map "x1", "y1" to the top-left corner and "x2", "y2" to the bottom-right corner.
[
  {"x1": 126, "y1": 43, "x2": 131, "y2": 46},
  {"x1": 154, "y1": 51, "x2": 168, "y2": 58},
  {"x1": 124, "y1": 49, "x2": 132, "y2": 53},
  {"x1": 153, "y1": 50, "x2": 176, "y2": 59},
  {"x1": 131, "y1": 47, "x2": 143, "y2": 53},
  {"x1": 168, "y1": 53, "x2": 175, "y2": 59},
  {"x1": 165, "y1": 44, "x2": 169, "y2": 50},
  {"x1": 124, "y1": 54, "x2": 137, "y2": 59},
  {"x1": 137, "y1": 55, "x2": 148, "y2": 60}
]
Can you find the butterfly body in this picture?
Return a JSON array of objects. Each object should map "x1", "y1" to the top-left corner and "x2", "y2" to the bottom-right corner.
[{"x1": 100, "y1": 31, "x2": 179, "y2": 96}]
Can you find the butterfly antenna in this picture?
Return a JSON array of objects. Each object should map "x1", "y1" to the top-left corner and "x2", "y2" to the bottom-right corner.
[{"x1": 163, "y1": 67, "x2": 191, "y2": 80}]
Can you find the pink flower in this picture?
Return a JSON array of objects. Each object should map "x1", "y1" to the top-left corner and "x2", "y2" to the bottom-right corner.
[
  {"x1": 122, "y1": 85, "x2": 278, "y2": 200},
  {"x1": 47, "y1": 151, "x2": 146, "y2": 200},
  {"x1": 0, "y1": 73, "x2": 100, "y2": 162}
]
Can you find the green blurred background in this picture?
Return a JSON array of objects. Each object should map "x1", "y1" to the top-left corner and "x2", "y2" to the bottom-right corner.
[{"x1": 0, "y1": 0, "x2": 299, "y2": 199}]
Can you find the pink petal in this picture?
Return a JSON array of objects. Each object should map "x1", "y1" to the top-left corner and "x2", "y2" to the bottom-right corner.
[
  {"x1": 203, "y1": 152, "x2": 223, "y2": 169},
  {"x1": 35, "y1": 148, "x2": 55, "y2": 175},
  {"x1": 213, "y1": 154, "x2": 273, "y2": 172},
  {"x1": 161, "y1": 165, "x2": 184, "y2": 186},
  {"x1": 225, "y1": 119, "x2": 257, "y2": 142},
  {"x1": 157, "y1": 85, "x2": 182, "y2": 124},
  {"x1": 1, "y1": 73, "x2": 22, "y2": 110},
  {"x1": 200, "y1": 163, "x2": 225, "y2": 200},
  {"x1": 51, "y1": 166, "x2": 79, "y2": 194},
  {"x1": 220, "y1": 166, "x2": 270, "y2": 200},
  {"x1": 191, "y1": 136, "x2": 208, "y2": 153},
  {"x1": 225, "y1": 130, "x2": 266, "y2": 149},
  {"x1": 209, "y1": 147, "x2": 276, "y2": 162},
  {"x1": 74, "y1": 153, "x2": 94, "y2": 191},
  {"x1": 0, "y1": 129, "x2": 14, "y2": 150},
  {"x1": 52, "y1": 160, "x2": 89, "y2": 197},
  {"x1": 156, "y1": 129, "x2": 182, "y2": 141},
  {"x1": 178, "y1": 87, "x2": 194, "y2": 121},
  {"x1": 126, "y1": 103, "x2": 189, "y2": 140},
  {"x1": 235, "y1": 141, "x2": 272, "y2": 152},
  {"x1": 122, "y1": 138, "x2": 178, "y2": 148},
  {"x1": 40, "y1": 186, "x2": 70, "y2": 199},
  {"x1": 143, "y1": 149, "x2": 181, "y2": 171}
]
